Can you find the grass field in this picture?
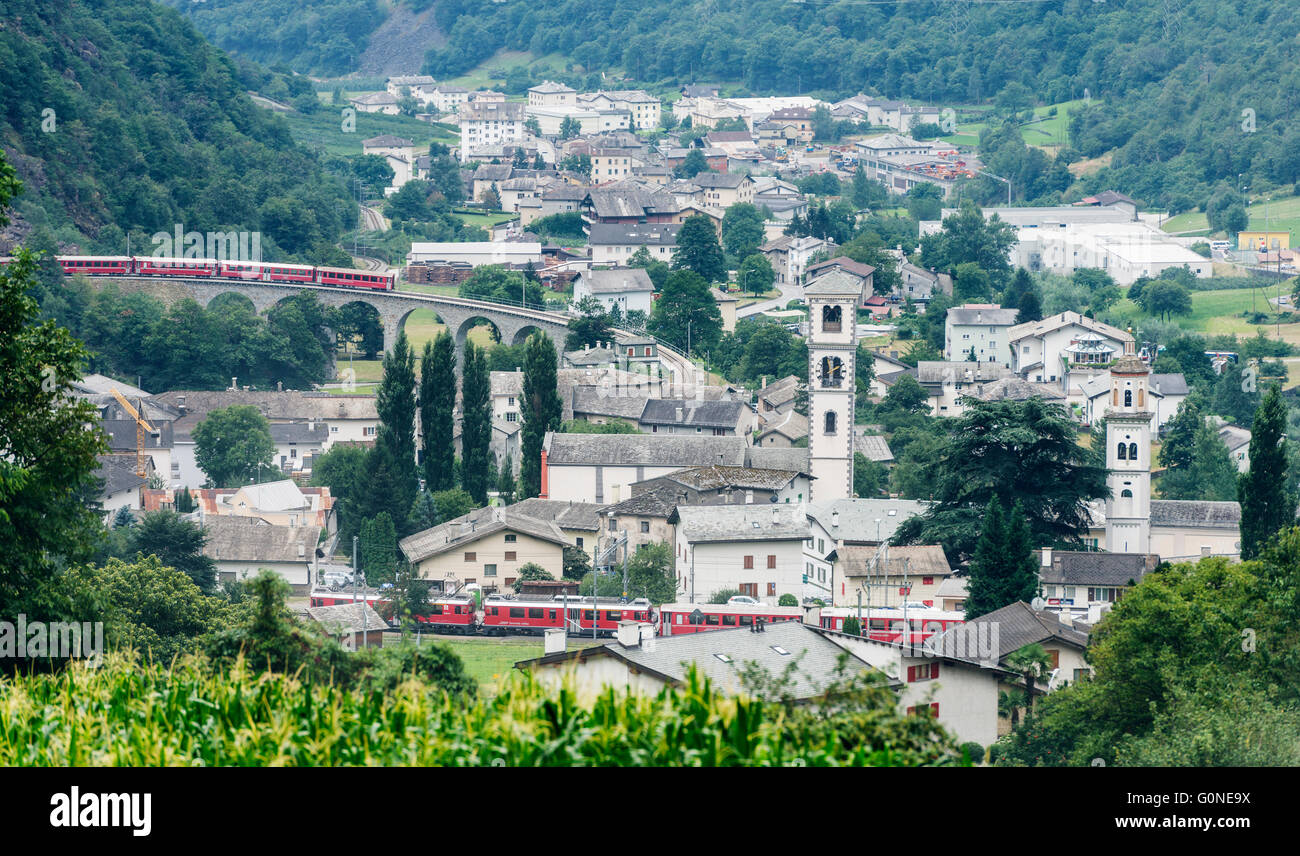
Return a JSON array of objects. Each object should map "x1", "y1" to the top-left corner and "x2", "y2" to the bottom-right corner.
[
  {"x1": 1161, "y1": 194, "x2": 1300, "y2": 241},
  {"x1": 1098, "y1": 285, "x2": 1297, "y2": 338},
  {"x1": 446, "y1": 49, "x2": 576, "y2": 90},
  {"x1": 940, "y1": 99, "x2": 1093, "y2": 151},
  {"x1": 274, "y1": 108, "x2": 456, "y2": 157},
  {"x1": 424, "y1": 636, "x2": 602, "y2": 695},
  {"x1": 454, "y1": 211, "x2": 517, "y2": 230}
]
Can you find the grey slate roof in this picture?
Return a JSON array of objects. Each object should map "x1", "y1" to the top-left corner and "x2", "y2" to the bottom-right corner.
[
  {"x1": 690, "y1": 172, "x2": 749, "y2": 189},
  {"x1": 639, "y1": 399, "x2": 747, "y2": 429},
  {"x1": 946, "y1": 305, "x2": 1019, "y2": 326},
  {"x1": 508, "y1": 498, "x2": 604, "y2": 532},
  {"x1": 474, "y1": 163, "x2": 513, "y2": 182},
  {"x1": 519, "y1": 621, "x2": 879, "y2": 701},
  {"x1": 934, "y1": 601, "x2": 1089, "y2": 663},
  {"x1": 587, "y1": 223, "x2": 680, "y2": 247},
  {"x1": 1040, "y1": 551, "x2": 1158, "y2": 587},
  {"x1": 839, "y1": 544, "x2": 952, "y2": 577},
  {"x1": 856, "y1": 434, "x2": 894, "y2": 463},
  {"x1": 657, "y1": 465, "x2": 800, "y2": 492},
  {"x1": 916, "y1": 361, "x2": 1008, "y2": 385},
  {"x1": 1149, "y1": 373, "x2": 1190, "y2": 396},
  {"x1": 805, "y1": 498, "x2": 930, "y2": 543},
  {"x1": 570, "y1": 386, "x2": 650, "y2": 420},
  {"x1": 576, "y1": 268, "x2": 654, "y2": 294},
  {"x1": 95, "y1": 455, "x2": 146, "y2": 496},
  {"x1": 669, "y1": 503, "x2": 811, "y2": 543},
  {"x1": 1149, "y1": 500, "x2": 1242, "y2": 530},
  {"x1": 606, "y1": 484, "x2": 679, "y2": 518},
  {"x1": 803, "y1": 269, "x2": 867, "y2": 298},
  {"x1": 544, "y1": 433, "x2": 747, "y2": 467},
  {"x1": 745, "y1": 446, "x2": 810, "y2": 472},
  {"x1": 308, "y1": 602, "x2": 388, "y2": 635},
  {"x1": 965, "y1": 377, "x2": 1065, "y2": 403},
  {"x1": 270, "y1": 422, "x2": 329, "y2": 445},
  {"x1": 399, "y1": 505, "x2": 569, "y2": 564},
  {"x1": 200, "y1": 516, "x2": 321, "y2": 564}
]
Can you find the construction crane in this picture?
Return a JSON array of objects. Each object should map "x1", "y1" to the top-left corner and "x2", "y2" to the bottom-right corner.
[{"x1": 109, "y1": 388, "x2": 156, "y2": 478}]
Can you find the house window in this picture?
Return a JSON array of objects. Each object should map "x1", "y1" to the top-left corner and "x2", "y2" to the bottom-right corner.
[
  {"x1": 464, "y1": 552, "x2": 476, "y2": 562},
  {"x1": 739, "y1": 583, "x2": 758, "y2": 598},
  {"x1": 506, "y1": 412, "x2": 519, "y2": 422},
  {"x1": 922, "y1": 576, "x2": 934, "y2": 586},
  {"x1": 907, "y1": 662, "x2": 940, "y2": 682},
  {"x1": 824, "y1": 411, "x2": 837, "y2": 434},
  {"x1": 505, "y1": 551, "x2": 517, "y2": 562},
  {"x1": 363, "y1": 426, "x2": 377, "y2": 436},
  {"x1": 504, "y1": 533, "x2": 516, "y2": 543},
  {"x1": 640, "y1": 521, "x2": 650, "y2": 533},
  {"x1": 767, "y1": 555, "x2": 776, "y2": 569},
  {"x1": 608, "y1": 518, "x2": 617, "y2": 531},
  {"x1": 576, "y1": 537, "x2": 583, "y2": 549},
  {"x1": 484, "y1": 564, "x2": 497, "y2": 576},
  {"x1": 1129, "y1": 443, "x2": 1138, "y2": 460},
  {"x1": 744, "y1": 555, "x2": 754, "y2": 569},
  {"x1": 767, "y1": 582, "x2": 776, "y2": 596},
  {"x1": 1117, "y1": 443, "x2": 1127, "y2": 460},
  {"x1": 1124, "y1": 389, "x2": 1132, "y2": 407}
]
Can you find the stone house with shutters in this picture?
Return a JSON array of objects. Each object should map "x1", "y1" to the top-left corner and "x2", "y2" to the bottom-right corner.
[
  {"x1": 399, "y1": 505, "x2": 570, "y2": 593},
  {"x1": 668, "y1": 504, "x2": 811, "y2": 604}
]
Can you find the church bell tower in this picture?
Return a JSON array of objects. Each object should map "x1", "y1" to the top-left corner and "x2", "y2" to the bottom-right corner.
[
  {"x1": 804, "y1": 270, "x2": 863, "y2": 501},
  {"x1": 1104, "y1": 342, "x2": 1152, "y2": 553}
]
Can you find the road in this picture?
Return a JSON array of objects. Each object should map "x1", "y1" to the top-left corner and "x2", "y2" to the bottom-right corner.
[{"x1": 736, "y1": 278, "x2": 804, "y2": 319}]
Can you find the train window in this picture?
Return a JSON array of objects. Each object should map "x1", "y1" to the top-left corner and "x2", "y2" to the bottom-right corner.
[
  {"x1": 722, "y1": 615, "x2": 737, "y2": 626},
  {"x1": 739, "y1": 615, "x2": 753, "y2": 625},
  {"x1": 549, "y1": 611, "x2": 556, "y2": 620},
  {"x1": 528, "y1": 608, "x2": 544, "y2": 619},
  {"x1": 509, "y1": 607, "x2": 526, "y2": 618},
  {"x1": 606, "y1": 611, "x2": 621, "y2": 621},
  {"x1": 705, "y1": 614, "x2": 720, "y2": 625},
  {"x1": 582, "y1": 610, "x2": 593, "y2": 621},
  {"x1": 674, "y1": 614, "x2": 682, "y2": 624},
  {"x1": 432, "y1": 604, "x2": 443, "y2": 615},
  {"x1": 488, "y1": 607, "x2": 497, "y2": 616}
]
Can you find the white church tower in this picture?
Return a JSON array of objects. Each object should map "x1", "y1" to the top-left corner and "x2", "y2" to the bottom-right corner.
[
  {"x1": 805, "y1": 270, "x2": 865, "y2": 501},
  {"x1": 1104, "y1": 342, "x2": 1152, "y2": 553}
]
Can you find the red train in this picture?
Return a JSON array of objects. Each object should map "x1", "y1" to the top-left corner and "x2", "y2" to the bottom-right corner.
[
  {"x1": 816, "y1": 607, "x2": 965, "y2": 646},
  {"x1": 0, "y1": 255, "x2": 396, "y2": 291},
  {"x1": 657, "y1": 602, "x2": 803, "y2": 635}
]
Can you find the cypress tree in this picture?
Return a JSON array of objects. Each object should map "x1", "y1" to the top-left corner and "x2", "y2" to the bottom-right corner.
[
  {"x1": 497, "y1": 455, "x2": 516, "y2": 505},
  {"x1": 965, "y1": 498, "x2": 1040, "y2": 619},
  {"x1": 1239, "y1": 384, "x2": 1294, "y2": 559},
  {"x1": 460, "y1": 341, "x2": 492, "y2": 505},
  {"x1": 421, "y1": 332, "x2": 456, "y2": 491},
  {"x1": 520, "y1": 332, "x2": 563, "y2": 498}
]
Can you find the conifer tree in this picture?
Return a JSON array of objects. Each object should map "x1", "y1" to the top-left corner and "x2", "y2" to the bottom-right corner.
[
  {"x1": 1239, "y1": 384, "x2": 1294, "y2": 560},
  {"x1": 460, "y1": 341, "x2": 492, "y2": 505},
  {"x1": 965, "y1": 497, "x2": 1039, "y2": 619},
  {"x1": 367, "y1": 329, "x2": 417, "y2": 524},
  {"x1": 520, "y1": 332, "x2": 562, "y2": 498},
  {"x1": 421, "y1": 332, "x2": 456, "y2": 492}
]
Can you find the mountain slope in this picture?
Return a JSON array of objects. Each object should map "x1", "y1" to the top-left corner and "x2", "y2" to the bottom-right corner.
[{"x1": 0, "y1": 0, "x2": 354, "y2": 257}]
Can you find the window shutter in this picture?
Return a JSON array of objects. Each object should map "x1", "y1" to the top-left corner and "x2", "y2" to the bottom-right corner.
[
  {"x1": 907, "y1": 666, "x2": 915, "y2": 682},
  {"x1": 930, "y1": 703, "x2": 939, "y2": 718},
  {"x1": 932, "y1": 663, "x2": 940, "y2": 679}
]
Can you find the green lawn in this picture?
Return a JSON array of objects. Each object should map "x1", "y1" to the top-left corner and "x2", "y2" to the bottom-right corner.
[
  {"x1": 1102, "y1": 285, "x2": 1299, "y2": 338},
  {"x1": 275, "y1": 108, "x2": 456, "y2": 157},
  {"x1": 454, "y1": 211, "x2": 517, "y2": 230},
  {"x1": 426, "y1": 636, "x2": 602, "y2": 696},
  {"x1": 940, "y1": 99, "x2": 1095, "y2": 151},
  {"x1": 446, "y1": 49, "x2": 577, "y2": 90},
  {"x1": 1161, "y1": 194, "x2": 1300, "y2": 241}
]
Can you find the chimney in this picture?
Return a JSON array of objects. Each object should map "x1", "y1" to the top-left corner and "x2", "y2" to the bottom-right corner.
[
  {"x1": 616, "y1": 620, "x2": 641, "y2": 648},
  {"x1": 1040, "y1": 547, "x2": 1052, "y2": 567},
  {"x1": 298, "y1": 543, "x2": 305, "y2": 558},
  {"x1": 539, "y1": 449, "x2": 549, "y2": 498},
  {"x1": 675, "y1": 407, "x2": 684, "y2": 423},
  {"x1": 177, "y1": 395, "x2": 187, "y2": 415},
  {"x1": 772, "y1": 506, "x2": 779, "y2": 523},
  {"x1": 831, "y1": 509, "x2": 840, "y2": 528},
  {"x1": 544, "y1": 627, "x2": 567, "y2": 655},
  {"x1": 230, "y1": 377, "x2": 237, "y2": 390},
  {"x1": 639, "y1": 622, "x2": 656, "y2": 653},
  {"x1": 277, "y1": 381, "x2": 283, "y2": 392}
]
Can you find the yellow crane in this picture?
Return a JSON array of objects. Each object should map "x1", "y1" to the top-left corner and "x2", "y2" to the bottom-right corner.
[{"x1": 109, "y1": 388, "x2": 156, "y2": 478}]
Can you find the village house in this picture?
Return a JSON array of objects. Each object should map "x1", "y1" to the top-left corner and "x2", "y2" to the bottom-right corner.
[
  {"x1": 588, "y1": 223, "x2": 679, "y2": 266},
  {"x1": 602, "y1": 486, "x2": 678, "y2": 554},
  {"x1": 361, "y1": 135, "x2": 416, "y2": 193},
  {"x1": 833, "y1": 544, "x2": 954, "y2": 609},
  {"x1": 632, "y1": 464, "x2": 811, "y2": 508},
  {"x1": 636, "y1": 399, "x2": 756, "y2": 439},
  {"x1": 670, "y1": 504, "x2": 811, "y2": 604},
  {"x1": 690, "y1": 172, "x2": 755, "y2": 209},
  {"x1": 1037, "y1": 548, "x2": 1159, "y2": 624},
  {"x1": 349, "y1": 92, "x2": 399, "y2": 115},
  {"x1": 943, "y1": 304, "x2": 1020, "y2": 365},
  {"x1": 399, "y1": 505, "x2": 571, "y2": 593},
  {"x1": 457, "y1": 101, "x2": 527, "y2": 163},
  {"x1": 915, "y1": 361, "x2": 1014, "y2": 418},
  {"x1": 572, "y1": 268, "x2": 655, "y2": 316},
  {"x1": 307, "y1": 602, "x2": 386, "y2": 650},
  {"x1": 540, "y1": 433, "x2": 749, "y2": 504},
  {"x1": 756, "y1": 409, "x2": 808, "y2": 447},
  {"x1": 200, "y1": 516, "x2": 322, "y2": 594}
]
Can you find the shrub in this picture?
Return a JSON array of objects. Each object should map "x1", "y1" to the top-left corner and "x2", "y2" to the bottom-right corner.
[
  {"x1": 778, "y1": 593, "x2": 799, "y2": 607},
  {"x1": 961, "y1": 741, "x2": 986, "y2": 764}
]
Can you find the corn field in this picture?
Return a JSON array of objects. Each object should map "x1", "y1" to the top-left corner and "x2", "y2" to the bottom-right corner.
[{"x1": 0, "y1": 654, "x2": 960, "y2": 766}]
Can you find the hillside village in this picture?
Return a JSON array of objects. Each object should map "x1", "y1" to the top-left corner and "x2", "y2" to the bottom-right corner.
[{"x1": 3, "y1": 0, "x2": 1300, "y2": 781}]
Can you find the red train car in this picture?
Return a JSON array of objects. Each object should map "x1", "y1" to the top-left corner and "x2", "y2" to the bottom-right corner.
[
  {"x1": 59, "y1": 256, "x2": 133, "y2": 276},
  {"x1": 480, "y1": 596, "x2": 655, "y2": 637},
  {"x1": 135, "y1": 256, "x2": 218, "y2": 277},
  {"x1": 657, "y1": 602, "x2": 803, "y2": 636},
  {"x1": 413, "y1": 594, "x2": 478, "y2": 633},
  {"x1": 817, "y1": 607, "x2": 964, "y2": 646},
  {"x1": 315, "y1": 265, "x2": 395, "y2": 291},
  {"x1": 218, "y1": 260, "x2": 315, "y2": 283}
]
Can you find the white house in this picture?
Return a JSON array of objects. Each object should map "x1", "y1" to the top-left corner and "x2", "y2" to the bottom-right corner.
[
  {"x1": 943, "y1": 304, "x2": 1020, "y2": 365},
  {"x1": 406, "y1": 241, "x2": 543, "y2": 267},
  {"x1": 361, "y1": 135, "x2": 417, "y2": 193},
  {"x1": 200, "y1": 516, "x2": 321, "y2": 594},
  {"x1": 669, "y1": 504, "x2": 811, "y2": 605},
  {"x1": 1006, "y1": 312, "x2": 1134, "y2": 393},
  {"x1": 540, "y1": 433, "x2": 748, "y2": 505},
  {"x1": 572, "y1": 268, "x2": 655, "y2": 316},
  {"x1": 457, "y1": 101, "x2": 526, "y2": 163}
]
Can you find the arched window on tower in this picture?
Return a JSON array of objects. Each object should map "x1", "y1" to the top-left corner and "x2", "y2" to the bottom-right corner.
[
  {"x1": 819, "y1": 356, "x2": 844, "y2": 388},
  {"x1": 1117, "y1": 443, "x2": 1127, "y2": 460},
  {"x1": 822, "y1": 305, "x2": 842, "y2": 333},
  {"x1": 1120, "y1": 489, "x2": 1133, "y2": 497},
  {"x1": 1124, "y1": 389, "x2": 1132, "y2": 407},
  {"x1": 824, "y1": 411, "x2": 837, "y2": 435},
  {"x1": 1129, "y1": 443, "x2": 1139, "y2": 461}
]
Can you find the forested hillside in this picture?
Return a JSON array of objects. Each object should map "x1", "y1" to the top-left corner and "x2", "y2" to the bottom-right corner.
[
  {"x1": 0, "y1": 0, "x2": 355, "y2": 258},
  {"x1": 168, "y1": 0, "x2": 1300, "y2": 210}
]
